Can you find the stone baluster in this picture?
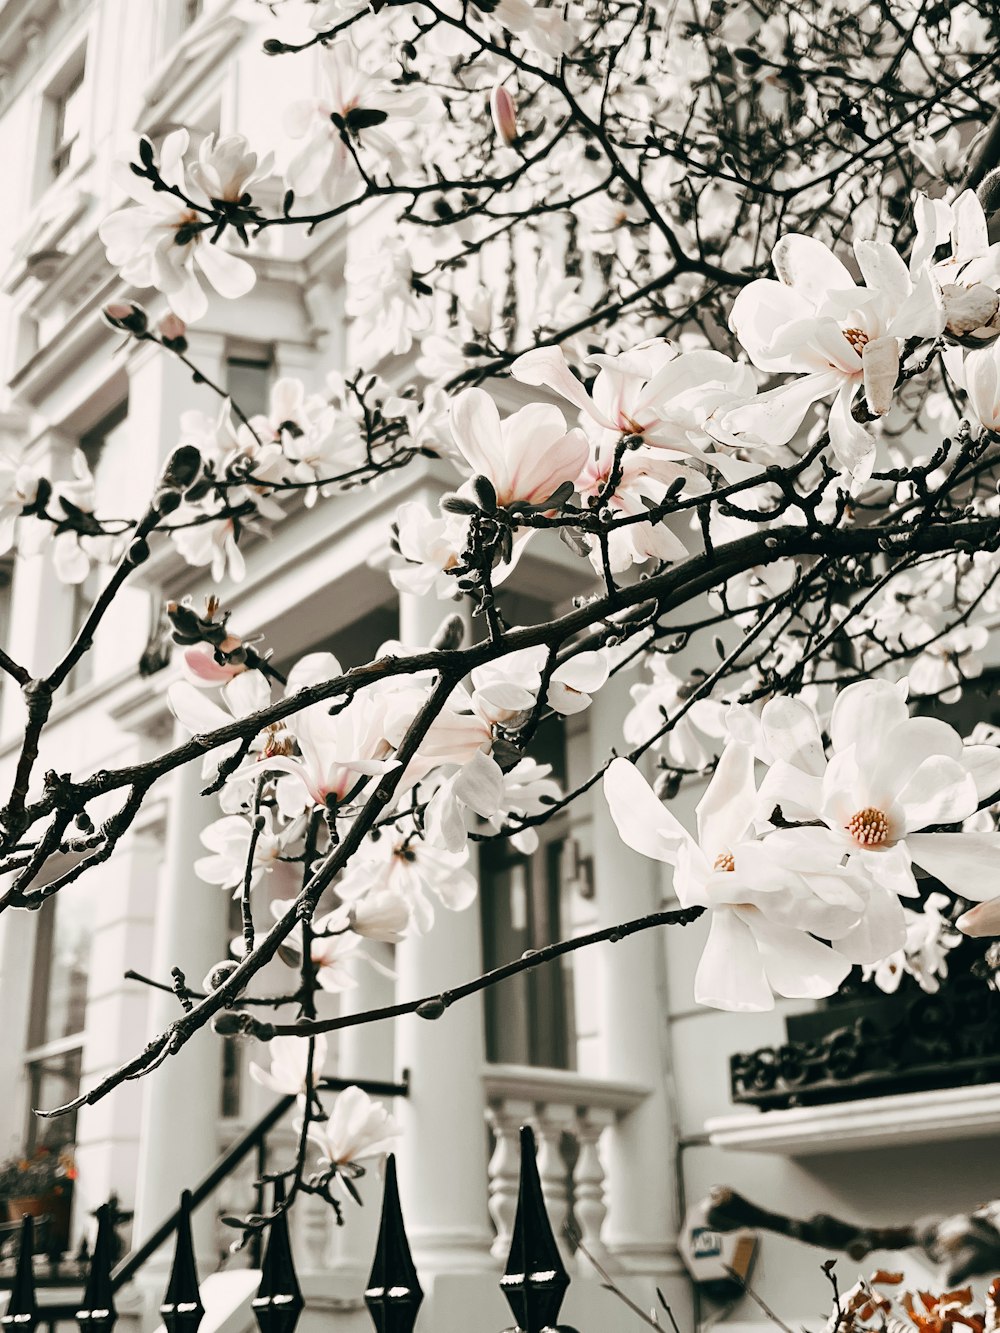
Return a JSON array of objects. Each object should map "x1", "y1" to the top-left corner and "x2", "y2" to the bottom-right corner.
[
  {"x1": 486, "y1": 1100, "x2": 532, "y2": 1259},
  {"x1": 572, "y1": 1108, "x2": 615, "y2": 1275},
  {"x1": 534, "y1": 1104, "x2": 574, "y2": 1264}
]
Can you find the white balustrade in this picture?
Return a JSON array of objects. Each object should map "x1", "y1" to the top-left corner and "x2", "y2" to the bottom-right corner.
[{"x1": 483, "y1": 1065, "x2": 648, "y2": 1275}]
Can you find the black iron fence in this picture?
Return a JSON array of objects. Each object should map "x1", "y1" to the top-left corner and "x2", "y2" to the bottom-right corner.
[{"x1": 1, "y1": 1125, "x2": 580, "y2": 1333}]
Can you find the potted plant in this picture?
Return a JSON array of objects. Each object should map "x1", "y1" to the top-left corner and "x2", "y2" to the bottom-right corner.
[{"x1": 0, "y1": 1147, "x2": 76, "y2": 1255}]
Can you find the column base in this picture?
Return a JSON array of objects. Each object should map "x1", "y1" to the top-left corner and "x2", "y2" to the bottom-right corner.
[{"x1": 407, "y1": 1225, "x2": 498, "y2": 1275}]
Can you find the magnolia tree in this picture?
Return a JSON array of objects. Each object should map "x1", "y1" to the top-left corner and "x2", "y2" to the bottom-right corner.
[{"x1": 3, "y1": 0, "x2": 1000, "y2": 1254}]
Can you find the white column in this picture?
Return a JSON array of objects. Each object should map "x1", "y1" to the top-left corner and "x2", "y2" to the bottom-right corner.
[
  {"x1": 392, "y1": 587, "x2": 494, "y2": 1273},
  {"x1": 132, "y1": 736, "x2": 227, "y2": 1271},
  {"x1": 588, "y1": 671, "x2": 678, "y2": 1275}
]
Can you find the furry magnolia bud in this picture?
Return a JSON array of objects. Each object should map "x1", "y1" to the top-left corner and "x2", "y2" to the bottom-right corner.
[
  {"x1": 490, "y1": 84, "x2": 518, "y2": 147},
  {"x1": 431, "y1": 613, "x2": 466, "y2": 651}
]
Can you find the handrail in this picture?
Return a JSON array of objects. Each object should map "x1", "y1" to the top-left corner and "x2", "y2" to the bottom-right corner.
[{"x1": 23, "y1": 1072, "x2": 407, "y2": 1320}]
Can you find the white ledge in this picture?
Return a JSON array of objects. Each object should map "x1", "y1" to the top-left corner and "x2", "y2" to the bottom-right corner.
[
  {"x1": 705, "y1": 1082, "x2": 1000, "y2": 1155},
  {"x1": 484, "y1": 1062, "x2": 649, "y2": 1114}
]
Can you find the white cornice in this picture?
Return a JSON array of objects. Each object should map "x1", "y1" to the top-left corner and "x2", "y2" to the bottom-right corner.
[{"x1": 705, "y1": 1083, "x2": 1000, "y2": 1155}]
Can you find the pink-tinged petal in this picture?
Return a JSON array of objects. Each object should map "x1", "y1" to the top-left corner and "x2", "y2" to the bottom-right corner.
[
  {"x1": 958, "y1": 896, "x2": 1000, "y2": 937},
  {"x1": 500, "y1": 404, "x2": 588, "y2": 504},
  {"x1": 603, "y1": 758, "x2": 687, "y2": 864},
  {"x1": 195, "y1": 241, "x2": 257, "y2": 300},
  {"x1": 751, "y1": 912, "x2": 852, "y2": 999},
  {"x1": 696, "y1": 742, "x2": 757, "y2": 856},
  {"x1": 862, "y1": 336, "x2": 900, "y2": 417},
  {"x1": 183, "y1": 644, "x2": 240, "y2": 685},
  {"x1": 772, "y1": 233, "x2": 855, "y2": 303},
  {"x1": 897, "y1": 756, "x2": 977, "y2": 833},
  {"x1": 695, "y1": 911, "x2": 773, "y2": 1012},
  {"x1": 833, "y1": 881, "x2": 907, "y2": 964},
  {"x1": 760, "y1": 695, "x2": 826, "y2": 776},
  {"x1": 450, "y1": 388, "x2": 504, "y2": 484},
  {"x1": 905, "y1": 832, "x2": 1000, "y2": 901},
  {"x1": 509, "y1": 347, "x2": 613, "y2": 428}
]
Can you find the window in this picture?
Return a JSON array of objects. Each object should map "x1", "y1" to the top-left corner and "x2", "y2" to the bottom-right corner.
[
  {"x1": 24, "y1": 876, "x2": 100, "y2": 1151},
  {"x1": 480, "y1": 715, "x2": 576, "y2": 1070},
  {"x1": 226, "y1": 348, "x2": 273, "y2": 422},
  {"x1": 49, "y1": 61, "x2": 86, "y2": 181}
]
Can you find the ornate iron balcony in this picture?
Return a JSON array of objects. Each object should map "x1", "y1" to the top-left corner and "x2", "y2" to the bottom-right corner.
[{"x1": 730, "y1": 979, "x2": 1000, "y2": 1111}]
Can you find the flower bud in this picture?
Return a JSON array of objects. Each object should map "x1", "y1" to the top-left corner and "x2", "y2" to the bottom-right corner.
[
  {"x1": 490, "y1": 84, "x2": 518, "y2": 148},
  {"x1": 204, "y1": 959, "x2": 240, "y2": 991},
  {"x1": 158, "y1": 312, "x2": 188, "y2": 351},
  {"x1": 102, "y1": 301, "x2": 148, "y2": 335}
]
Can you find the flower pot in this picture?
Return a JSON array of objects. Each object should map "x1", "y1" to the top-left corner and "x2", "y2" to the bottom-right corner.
[{"x1": 6, "y1": 1187, "x2": 72, "y2": 1255}]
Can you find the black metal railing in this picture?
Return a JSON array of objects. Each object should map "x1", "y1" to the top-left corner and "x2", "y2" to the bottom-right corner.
[
  {"x1": 1, "y1": 1073, "x2": 407, "y2": 1331},
  {"x1": 3, "y1": 1123, "x2": 581, "y2": 1333},
  {"x1": 729, "y1": 980, "x2": 1000, "y2": 1111}
]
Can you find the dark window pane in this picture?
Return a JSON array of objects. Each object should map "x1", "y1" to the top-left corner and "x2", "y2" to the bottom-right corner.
[
  {"x1": 26, "y1": 1050, "x2": 82, "y2": 1152},
  {"x1": 29, "y1": 886, "x2": 98, "y2": 1049}
]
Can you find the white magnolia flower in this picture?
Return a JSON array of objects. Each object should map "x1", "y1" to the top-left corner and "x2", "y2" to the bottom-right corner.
[
  {"x1": 49, "y1": 452, "x2": 118, "y2": 584},
  {"x1": 480, "y1": 758, "x2": 562, "y2": 854},
  {"x1": 99, "y1": 131, "x2": 262, "y2": 322},
  {"x1": 622, "y1": 659, "x2": 728, "y2": 769},
  {"x1": 168, "y1": 668, "x2": 272, "y2": 784},
  {"x1": 237, "y1": 653, "x2": 399, "y2": 815},
  {"x1": 284, "y1": 45, "x2": 439, "y2": 206},
  {"x1": 308, "y1": 1085, "x2": 399, "y2": 1168},
  {"x1": 0, "y1": 455, "x2": 38, "y2": 557},
  {"x1": 345, "y1": 238, "x2": 432, "y2": 359},
  {"x1": 341, "y1": 888, "x2": 412, "y2": 944},
  {"x1": 757, "y1": 680, "x2": 1000, "y2": 907},
  {"x1": 449, "y1": 389, "x2": 589, "y2": 510},
  {"x1": 248, "y1": 1034, "x2": 329, "y2": 1097},
  {"x1": 724, "y1": 233, "x2": 944, "y2": 480},
  {"x1": 604, "y1": 746, "x2": 870, "y2": 1011},
  {"x1": 264, "y1": 900, "x2": 372, "y2": 993},
  {"x1": 510, "y1": 341, "x2": 759, "y2": 482},
  {"x1": 389, "y1": 501, "x2": 466, "y2": 599},
  {"x1": 863, "y1": 892, "x2": 961, "y2": 994},
  {"x1": 195, "y1": 809, "x2": 295, "y2": 892},
  {"x1": 911, "y1": 190, "x2": 1000, "y2": 342},
  {"x1": 337, "y1": 824, "x2": 477, "y2": 934}
]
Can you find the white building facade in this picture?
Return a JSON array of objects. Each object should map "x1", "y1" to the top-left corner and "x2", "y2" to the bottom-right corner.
[{"x1": 0, "y1": 3, "x2": 995, "y2": 1331}]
